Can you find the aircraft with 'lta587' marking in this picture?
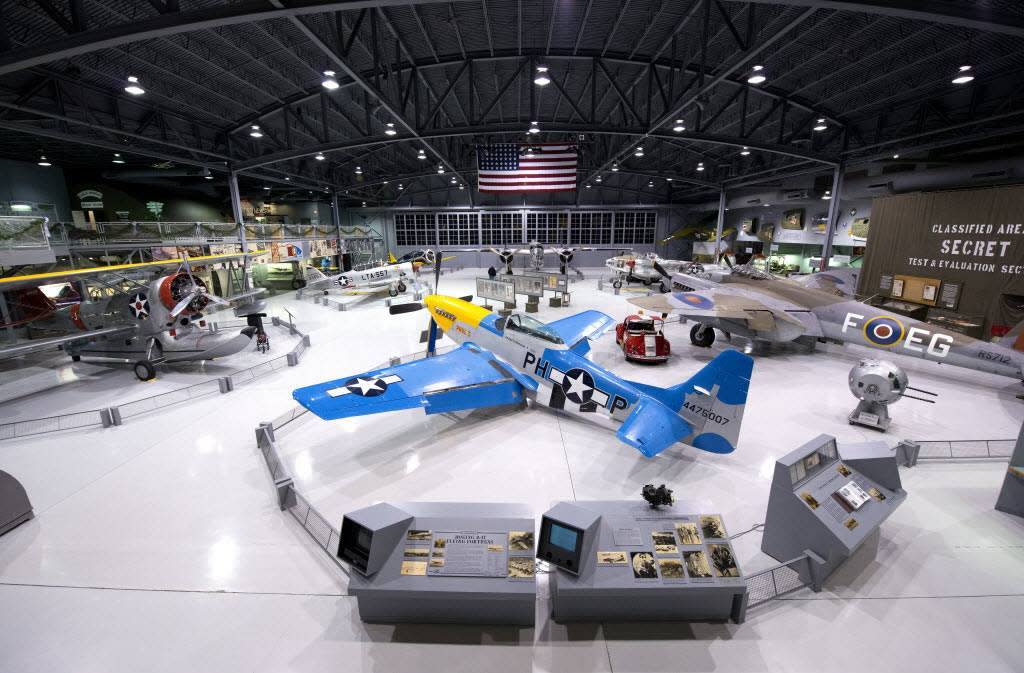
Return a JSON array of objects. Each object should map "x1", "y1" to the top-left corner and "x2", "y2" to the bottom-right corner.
[
  {"x1": 628, "y1": 263, "x2": 1024, "y2": 382},
  {"x1": 292, "y1": 296, "x2": 754, "y2": 458}
]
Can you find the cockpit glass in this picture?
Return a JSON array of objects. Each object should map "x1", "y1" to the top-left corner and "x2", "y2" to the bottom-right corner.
[{"x1": 505, "y1": 314, "x2": 564, "y2": 344}]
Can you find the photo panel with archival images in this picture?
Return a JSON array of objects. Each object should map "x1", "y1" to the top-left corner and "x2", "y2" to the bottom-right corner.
[
  {"x1": 429, "y1": 558, "x2": 445, "y2": 568},
  {"x1": 507, "y1": 556, "x2": 535, "y2": 579},
  {"x1": 835, "y1": 481, "x2": 871, "y2": 511},
  {"x1": 400, "y1": 561, "x2": 427, "y2": 576},
  {"x1": 699, "y1": 515, "x2": 727, "y2": 540},
  {"x1": 683, "y1": 550, "x2": 713, "y2": 579},
  {"x1": 837, "y1": 464, "x2": 851, "y2": 477},
  {"x1": 631, "y1": 552, "x2": 659, "y2": 580},
  {"x1": 433, "y1": 538, "x2": 446, "y2": 549},
  {"x1": 801, "y1": 491, "x2": 820, "y2": 509},
  {"x1": 708, "y1": 544, "x2": 740, "y2": 578},
  {"x1": 406, "y1": 529, "x2": 432, "y2": 542},
  {"x1": 403, "y1": 547, "x2": 430, "y2": 559},
  {"x1": 596, "y1": 551, "x2": 628, "y2": 566},
  {"x1": 675, "y1": 522, "x2": 702, "y2": 546},
  {"x1": 508, "y1": 530, "x2": 534, "y2": 552},
  {"x1": 658, "y1": 558, "x2": 687, "y2": 581},
  {"x1": 652, "y1": 531, "x2": 678, "y2": 554}
]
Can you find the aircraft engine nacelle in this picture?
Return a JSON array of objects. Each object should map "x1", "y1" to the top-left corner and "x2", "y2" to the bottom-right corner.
[{"x1": 157, "y1": 272, "x2": 210, "y2": 316}]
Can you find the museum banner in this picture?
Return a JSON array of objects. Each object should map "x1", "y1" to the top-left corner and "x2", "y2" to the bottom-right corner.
[{"x1": 859, "y1": 185, "x2": 1024, "y2": 335}]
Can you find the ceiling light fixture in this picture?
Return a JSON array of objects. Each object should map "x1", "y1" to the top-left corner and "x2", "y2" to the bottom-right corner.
[
  {"x1": 696, "y1": 162, "x2": 704, "y2": 172},
  {"x1": 892, "y1": 153, "x2": 900, "y2": 159},
  {"x1": 37, "y1": 155, "x2": 51, "y2": 167},
  {"x1": 740, "y1": 146, "x2": 750, "y2": 156},
  {"x1": 450, "y1": 177, "x2": 457, "y2": 184},
  {"x1": 634, "y1": 147, "x2": 644, "y2": 157},
  {"x1": 585, "y1": 184, "x2": 592, "y2": 189},
  {"x1": 813, "y1": 118, "x2": 827, "y2": 132},
  {"x1": 417, "y1": 149, "x2": 426, "y2": 160},
  {"x1": 611, "y1": 163, "x2": 619, "y2": 172},
  {"x1": 459, "y1": 184, "x2": 465, "y2": 190},
  {"x1": 595, "y1": 176, "x2": 603, "y2": 182},
  {"x1": 437, "y1": 164, "x2": 444, "y2": 174},
  {"x1": 315, "y1": 153, "x2": 325, "y2": 161},
  {"x1": 667, "y1": 177, "x2": 673, "y2": 182},
  {"x1": 321, "y1": 70, "x2": 340, "y2": 90},
  {"x1": 361, "y1": 201, "x2": 366, "y2": 207},
  {"x1": 747, "y1": 65, "x2": 766, "y2": 85},
  {"x1": 398, "y1": 184, "x2": 404, "y2": 190},
  {"x1": 672, "y1": 119, "x2": 685, "y2": 132},
  {"x1": 112, "y1": 153, "x2": 125, "y2": 164},
  {"x1": 528, "y1": 121, "x2": 540, "y2": 134},
  {"x1": 534, "y1": 65, "x2": 551, "y2": 86},
  {"x1": 384, "y1": 122, "x2": 397, "y2": 136},
  {"x1": 249, "y1": 124, "x2": 263, "y2": 138},
  {"x1": 204, "y1": 175, "x2": 213, "y2": 180},
  {"x1": 124, "y1": 75, "x2": 145, "y2": 95},
  {"x1": 354, "y1": 166, "x2": 362, "y2": 174},
  {"x1": 952, "y1": 65, "x2": 974, "y2": 84},
  {"x1": 263, "y1": 186, "x2": 271, "y2": 190}
]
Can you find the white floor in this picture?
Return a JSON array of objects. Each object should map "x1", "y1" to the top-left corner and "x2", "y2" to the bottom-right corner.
[{"x1": 1, "y1": 268, "x2": 1022, "y2": 673}]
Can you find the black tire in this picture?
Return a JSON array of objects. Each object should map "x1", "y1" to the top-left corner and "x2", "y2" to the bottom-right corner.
[
  {"x1": 71, "y1": 355, "x2": 81, "y2": 362},
  {"x1": 290, "y1": 278, "x2": 303, "y2": 290},
  {"x1": 643, "y1": 278, "x2": 652, "y2": 286},
  {"x1": 612, "y1": 279, "x2": 622, "y2": 289},
  {"x1": 659, "y1": 281, "x2": 669, "y2": 293},
  {"x1": 690, "y1": 324, "x2": 715, "y2": 347},
  {"x1": 388, "y1": 286, "x2": 399, "y2": 297},
  {"x1": 397, "y1": 281, "x2": 407, "y2": 293},
  {"x1": 134, "y1": 360, "x2": 157, "y2": 381}
]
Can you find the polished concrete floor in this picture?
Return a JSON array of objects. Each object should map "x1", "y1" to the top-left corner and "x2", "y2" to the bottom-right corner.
[{"x1": 1, "y1": 269, "x2": 1022, "y2": 673}]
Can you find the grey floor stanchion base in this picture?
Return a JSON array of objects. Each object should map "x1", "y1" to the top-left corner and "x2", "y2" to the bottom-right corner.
[{"x1": 0, "y1": 470, "x2": 33, "y2": 537}]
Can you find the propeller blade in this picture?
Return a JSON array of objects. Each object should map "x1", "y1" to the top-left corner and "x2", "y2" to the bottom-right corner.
[
  {"x1": 169, "y1": 291, "x2": 197, "y2": 318},
  {"x1": 433, "y1": 248, "x2": 442, "y2": 288},
  {"x1": 389, "y1": 302, "x2": 424, "y2": 315},
  {"x1": 426, "y1": 318, "x2": 439, "y2": 356},
  {"x1": 653, "y1": 261, "x2": 671, "y2": 278},
  {"x1": 459, "y1": 295, "x2": 473, "y2": 302}
]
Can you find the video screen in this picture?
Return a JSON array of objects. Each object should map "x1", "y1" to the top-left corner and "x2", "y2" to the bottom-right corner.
[{"x1": 549, "y1": 523, "x2": 579, "y2": 552}]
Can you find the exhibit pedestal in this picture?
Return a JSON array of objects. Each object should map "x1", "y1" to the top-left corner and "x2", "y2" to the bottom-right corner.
[
  {"x1": 761, "y1": 435, "x2": 906, "y2": 585},
  {"x1": 0, "y1": 470, "x2": 33, "y2": 537},
  {"x1": 995, "y1": 419, "x2": 1024, "y2": 518},
  {"x1": 342, "y1": 502, "x2": 536, "y2": 626},
  {"x1": 543, "y1": 500, "x2": 748, "y2": 624}
]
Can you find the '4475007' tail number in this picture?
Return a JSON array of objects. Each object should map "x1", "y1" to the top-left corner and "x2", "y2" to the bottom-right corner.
[{"x1": 683, "y1": 401, "x2": 729, "y2": 425}]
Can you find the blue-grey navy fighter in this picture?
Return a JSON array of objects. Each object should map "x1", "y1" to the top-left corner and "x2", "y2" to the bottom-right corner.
[{"x1": 293, "y1": 295, "x2": 754, "y2": 458}]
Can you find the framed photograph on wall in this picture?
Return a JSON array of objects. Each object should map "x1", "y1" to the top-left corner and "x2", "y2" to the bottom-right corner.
[
  {"x1": 891, "y1": 278, "x2": 905, "y2": 298},
  {"x1": 782, "y1": 209, "x2": 804, "y2": 230},
  {"x1": 741, "y1": 218, "x2": 758, "y2": 234},
  {"x1": 922, "y1": 284, "x2": 937, "y2": 302}
]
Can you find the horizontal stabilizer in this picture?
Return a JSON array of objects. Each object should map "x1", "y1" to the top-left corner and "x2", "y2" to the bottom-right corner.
[{"x1": 617, "y1": 398, "x2": 693, "y2": 458}]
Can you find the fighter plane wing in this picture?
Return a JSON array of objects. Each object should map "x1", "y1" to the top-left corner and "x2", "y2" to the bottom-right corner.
[
  {"x1": 545, "y1": 310, "x2": 615, "y2": 351},
  {"x1": 628, "y1": 290, "x2": 805, "y2": 334},
  {"x1": 293, "y1": 343, "x2": 524, "y2": 420},
  {"x1": 0, "y1": 324, "x2": 139, "y2": 361}
]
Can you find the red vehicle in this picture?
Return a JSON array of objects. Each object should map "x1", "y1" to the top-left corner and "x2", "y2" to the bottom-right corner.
[{"x1": 615, "y1": 314, "x2": 670, "y2": 363}]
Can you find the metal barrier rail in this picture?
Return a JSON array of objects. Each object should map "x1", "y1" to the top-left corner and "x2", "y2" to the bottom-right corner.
[
  {"x1": 0, "y1": 316, "x2": 311, "y2": 442},
  {"x1": 912, "y1": 439, "x2": 1014, "y2": 461},
  {"x1": 746, "y1": 555, "x2": 815, "y2": 608}
]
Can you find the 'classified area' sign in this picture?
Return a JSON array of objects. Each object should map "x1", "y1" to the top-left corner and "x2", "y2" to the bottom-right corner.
[{"x1": 859, "y1": 184, "x2": 1024, "y2": 333}]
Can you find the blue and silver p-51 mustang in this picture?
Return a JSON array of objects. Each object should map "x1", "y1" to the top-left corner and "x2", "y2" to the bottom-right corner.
[{"x1": 293, "y1": 296, "x2": 754, "y2": 458}]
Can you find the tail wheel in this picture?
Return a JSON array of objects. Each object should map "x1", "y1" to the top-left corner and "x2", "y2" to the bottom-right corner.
[
  {"x1": 134, "y1": 360, "x2": 157, "y2": 381},
  {"x1": 612, "y1": 279, "x2": 622, "y2": 289},
  {"x1": 397, "y1": 281, "x2": 407, "y2": 293},
  {"x1": 690, "y1": 324, "x2": 715, "y2": 348}
]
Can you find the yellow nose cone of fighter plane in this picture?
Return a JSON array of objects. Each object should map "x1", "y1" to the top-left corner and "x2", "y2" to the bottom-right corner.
[{"x1": 424, "y1": 295, "x2": 490, "y2": 332}]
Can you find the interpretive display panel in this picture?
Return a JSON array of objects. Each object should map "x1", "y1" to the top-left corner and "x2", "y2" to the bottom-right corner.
[
  {"x1": 513, "y1": 274, "x2": 545, "y2": 298},
  {"x1": 476, "y1": 277, "x2": 515, "y2": 304},
  {"x1": 543, "y1": 501, "x2": 748, "y2": 624},
  {"x1": 341, "y1": 502, "x2": 536, "y2": 625},
  {"x1": 762, "y1": 435, "x2": 907, "y2": 584},
  {"x1": 522, "y1": 271, "x2": 569, "y2": 294}
]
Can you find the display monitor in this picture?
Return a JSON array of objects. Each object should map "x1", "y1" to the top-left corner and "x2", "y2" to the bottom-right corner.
[
  {"x1": 338, "y1": 517, "x2": 373, "y2": 573},
  {"x1": 537, "y1": 516, "x2": 584, "y2": 574}
]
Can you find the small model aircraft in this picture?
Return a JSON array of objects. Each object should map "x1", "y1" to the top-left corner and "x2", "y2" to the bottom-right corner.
[
  {"x1": 629, "y1": 263, "x2": 1024, "y2": 382},
  {"x1": 293, "y1": 295, "x2": 754, "y2": 458},
  {"x1": 302, "y1": 251, "x2": 434, "y2": 297},
  {"x1": 0, "y1": 251, "x2": 259, "y2": 380}
]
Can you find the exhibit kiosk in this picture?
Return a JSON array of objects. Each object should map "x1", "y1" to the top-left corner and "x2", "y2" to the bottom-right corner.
[
  {"x1": 339, "y1": 501, "x2": 537, "y2": 625},
  {"x1": 540, "y1": 501, "x2": 748, "y2": 624}
]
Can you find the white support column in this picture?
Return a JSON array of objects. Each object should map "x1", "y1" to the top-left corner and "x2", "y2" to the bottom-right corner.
[
  {"x1": 228, "y1": 170, "x2": 251, "y2": 290},
  {"x1": 714, "y1": 189, "x2": 727, "y2": 262},
  {"x1": 820, "y1": 163, "x2": 845, "y2": 271}
]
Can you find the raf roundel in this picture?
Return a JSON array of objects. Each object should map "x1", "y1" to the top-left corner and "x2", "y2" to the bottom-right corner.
[
  {"x1": 862, "y1": 316, "x2": 905, "y2": 347},
  {"x1": 674, "y1": 292, "x2": 715, "y2": 310}
]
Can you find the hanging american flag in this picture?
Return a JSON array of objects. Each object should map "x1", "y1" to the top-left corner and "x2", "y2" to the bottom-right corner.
[{"x1": 476, "y1": 143, "x2": 578, "y2": 192}]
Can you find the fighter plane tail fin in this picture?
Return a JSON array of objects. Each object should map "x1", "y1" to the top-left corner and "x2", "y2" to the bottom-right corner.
[
  {"x1": 997, "y1": 319, "x2": 1024, "y2": 352},
  {"x1": 672, "y1": 349, "x2": 753, "y2": 453},
  {"x1": 388, "y1": 252, "x2": 398, "y2": 264},
  {"x1": 304, "y1": 266, "x2": 327, "y2": 284}
]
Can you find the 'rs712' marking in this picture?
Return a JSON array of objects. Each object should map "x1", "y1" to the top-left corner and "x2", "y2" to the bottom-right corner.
[{"x1": 684, "y1": 401, "x2": 729, "y2": 425}]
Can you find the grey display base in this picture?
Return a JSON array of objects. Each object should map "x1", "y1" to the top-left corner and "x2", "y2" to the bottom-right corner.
[
  {"x1": 548, "y1": 296, "x2": 562, "y2": 308},
  {"x1": 498, "y1": 309, "x2": 513, "y2": 318},
  {"x1": 0, "y1": 470, "x2": 33, "y2": 537},
  {"x1": 503, "y1": 301, "x2": 516, "y2": 310},
  {"x1": 345, "y1": 502, "x2": 536, "y2": 626},
  {"x1": 761, "y1": 435, "x2": 907, "y2": 585},
  {"x1": 525, "y1": 301, "x2": 539, "y2": 314},
  {"x1": 546, "y1": 500, "x2": 747, "y2": 624},
  {"x1": 848, "y1": 400, "x2": 892, "y2": 431},
  {"x1": 996, "y1": 418, "x2": 1024, "y2": 518}
]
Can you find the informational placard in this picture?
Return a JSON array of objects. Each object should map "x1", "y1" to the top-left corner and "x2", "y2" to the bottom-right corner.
[
  {"x1": 523, "y1": 271, "x2": 568, "y2": 294},
  {"x1": 428, "y1": 532, "x2": 508, "y2": 577},
  {"x1": 939, "y1": 281, "x2": 962, "y2": 310},
  {"x1": 879, "y1": 274, "x2": 893, "y2": 292},
  {"x1": 513, "y1": 274, "x2": 545, "y2": 298},
  {"x1": 476, "y1": 277, "x2": 515, "y2": 303}
]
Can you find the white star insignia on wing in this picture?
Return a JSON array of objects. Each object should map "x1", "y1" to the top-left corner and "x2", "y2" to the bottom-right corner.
[{"x1": 351, "y1": 377, "x2": 383, "y2": 395}]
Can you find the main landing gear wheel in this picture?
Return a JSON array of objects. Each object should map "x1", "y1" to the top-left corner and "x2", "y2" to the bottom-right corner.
[
  {"x1": 71, "y1": 355, "x2": 81, "y2": 362},
  {"x1": 388, "y1": 286, "x2": 399, "y2": 297},
  {"x1": 397, "y1": 281, "x2": 407, "y2": 293},
  {"x1": 690, "y1": 324, "x2": 715, "y2": 347},
  {"x1": 612, "y1": 279, "x2": 622, "y2": 289},
  {"x1": 134, "y1": 360, "x2": 157, "y2": 381},
  {"x1": 659, "y1": 281, "x2": 669, "y2": 293}
]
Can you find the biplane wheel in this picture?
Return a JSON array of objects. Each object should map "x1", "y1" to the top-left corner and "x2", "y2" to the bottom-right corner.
[
  {"x1": 612, "y1": 279, "x2": 622, "y2": 289},
  {"x1": 690, "y1": 324, "x2": 715, "y2": 348},
  {"x1": 134, "y1": 360, "x2": 157, "y2": 381},
  {"x1": 397, "y1": 281, "x2": 407, "y2": 293}
]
